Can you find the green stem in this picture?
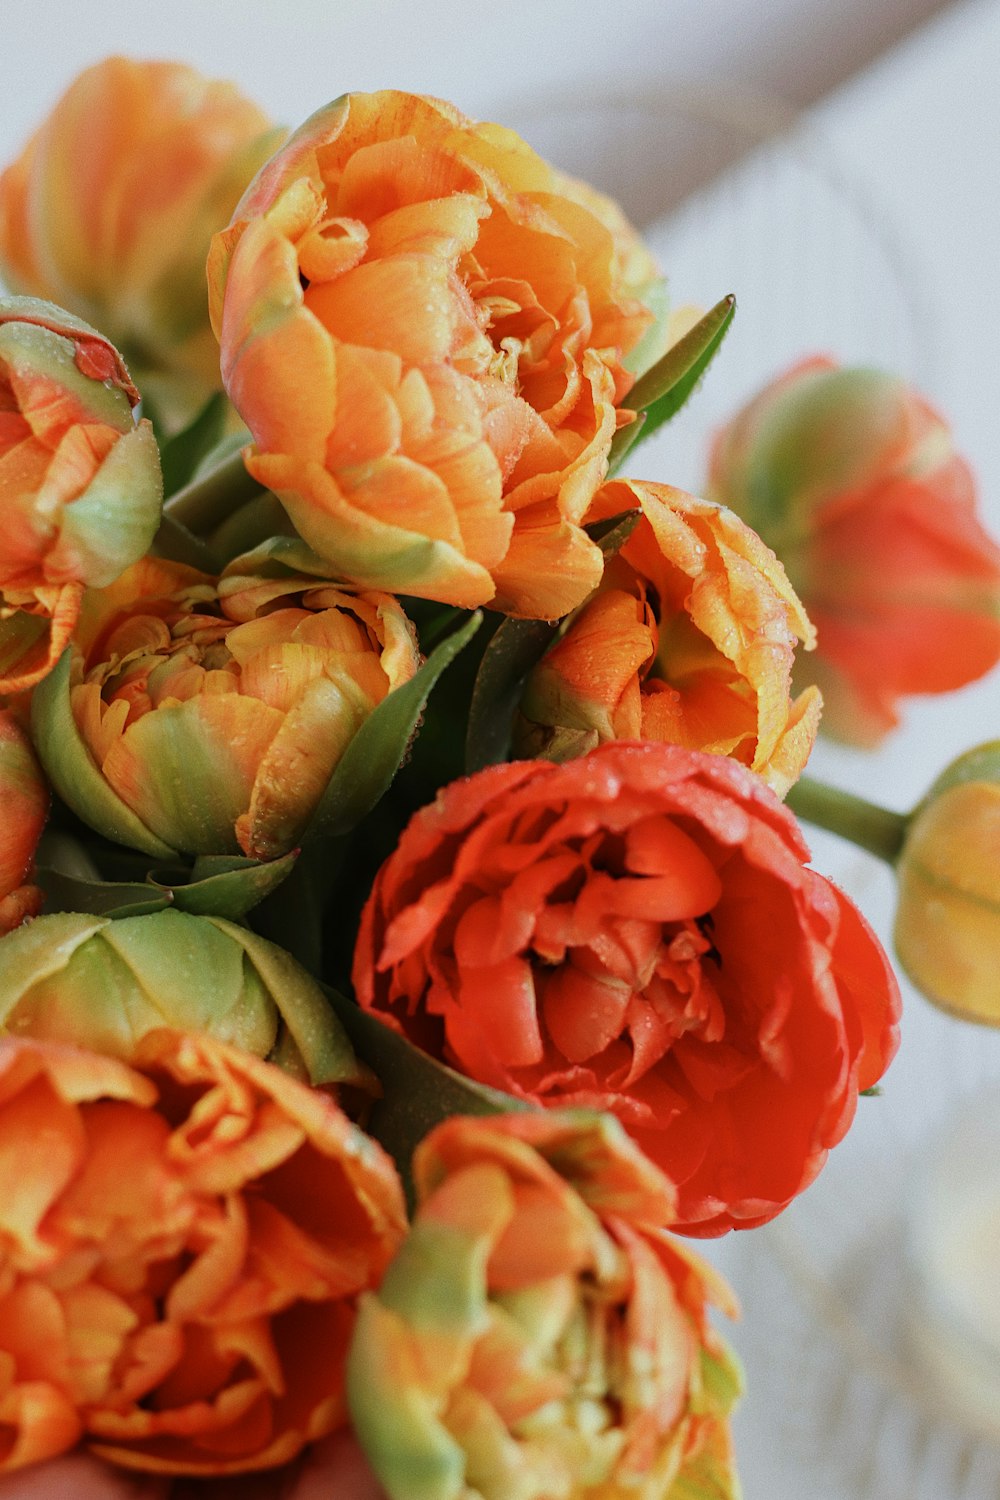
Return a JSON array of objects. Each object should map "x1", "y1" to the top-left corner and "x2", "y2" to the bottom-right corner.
[
  {"x1": 163, "y1": 448, "x2": 264, "y2": 533},
  {"x1": 785, "y1": 775, "x2": 909, "y2": 865}
]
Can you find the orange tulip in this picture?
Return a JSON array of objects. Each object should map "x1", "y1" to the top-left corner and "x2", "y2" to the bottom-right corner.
[
  {"x1": 0, "y1": 59, "x2": 282, "y2": 430},
  {"x1": 0, "y1": 298, "x2": 161, "y2": 695},
  {"x1": 0, "y1": 707, "x2": 47, "y2": 934},
  {"x1": 708, "y1": 357, "x2": 1000, "y2": 745},
  {"x1": 517, "y1": 477, "x2": 821, "y2": 794},
  {"x1": 33, "y1": 550, "x2": 419, "y2": 860},
  {"x1": 0, "y1": 1030, "x2": 406, "y2": 1478},
  {"x1": 348, "y1": 1112, "x2": 741, "y2": 1500},
  {"x1": 208, "y1": 91, "x2": 667, "y2": 618}
]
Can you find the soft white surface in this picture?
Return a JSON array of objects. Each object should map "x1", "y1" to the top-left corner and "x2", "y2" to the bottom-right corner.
[{"x1": 0, "y1": 0, "x2": 948, "y2": 156}]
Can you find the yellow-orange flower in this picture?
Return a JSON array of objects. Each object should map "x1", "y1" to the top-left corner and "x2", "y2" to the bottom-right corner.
[
  {"x1": 0, "y1": 58, "x2": 282, "y2": 429},
  {"x1": 517, "y1": 478, "x2": 821, "y2": 794},
  {"x1": 208, "y1": 91, "x2": 667, "y2": 618},
  {"x1": 0, "y1": 1029, "x2": 406, "y2": 1477},
  {"x1": 0, "y1": 708, "x2": 47, "y2": 934},
  {"x1": 0, "y1": 298, "x2": 161, "y2": 695},
  {"x1": 33, "y1": 552, "x2": 419, "y2": 860}
]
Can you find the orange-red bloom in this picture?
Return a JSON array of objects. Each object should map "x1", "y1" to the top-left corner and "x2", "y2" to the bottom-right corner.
[
  {"x1": 348, "y1": 1111, "x2": 741, "y2": 1500},
  {"x1": 208, "y1": 91, "x2": 667, "y2": 618},
  {"x1": 708, "y1": 357, "x2": 1000, "y2": 745},
  {"x1": 0, "y1": 58, "x2": 281, "y2": 430},
  {"x1": 0, "y1": 1029, "x2": 406, "y2": 1478},
  {"x1": 516, "y1": 478, "x2": 821, "y2": 794},
  {"x1": 0, "y1": 708, "x2": 47, "y2": 934},
  {"x1": 354, "y1": 741, "x2": 901, "y2": 1233},
  {"x1": 0, "y1": 299, "x2": 161, "y2": 695},
  {"x1": 34, "y1": 551, "x2": 419, "y2": 860}
]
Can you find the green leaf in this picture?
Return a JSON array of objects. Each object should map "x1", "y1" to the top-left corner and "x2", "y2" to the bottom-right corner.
[
  {"x1": 32, "y1": 650, "x2": 178, "y2": 861},
  {"x1": 466, "y1": 617, "x2": 560, "y2": 773},
  {"x1": 151, "y1": 510, "x2": 222, "y2": 572},
  {"x1": 159, "y1": 391, "x2": 229, "y2": 497},
  {"x1": 325, "y1": 987, "x2": 525, "y2": 1202},
  {"x1": 164, "y1": 442, "x2": 263, "y2": 534},
  {"x1": 36, "y1": 867, "x2": 172, "y2": 919},
  {"x1": 609, "y1": 295, "x2": 736, "y2": 474},
  {"x1": 147, "y1": 851, "x2": 299, "y2": 918},
  {"x1": 304, "y1": 611, "x2": 483, "y2": 841},
  {"x1": 465, "y1": 515, "x2": 638, "y2": 772}
]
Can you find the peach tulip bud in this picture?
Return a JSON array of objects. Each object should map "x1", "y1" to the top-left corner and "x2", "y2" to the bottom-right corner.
[
  {"x1": 517, "y1": 477, "x2": 821, "y2": 795},
  {"x1": 0, "y1": 297, "x2": 161, "y2": 694},
  {"x1": 895, "y1": 743, "x2": 1000, "y2": 1026},
  {"x1": 31, "y1": 548, "x2": 420, "y2": 860},
  {"x1": 708, "y1": 357, "x2": 1000, "y2": 746},
  {"x1": 208, "y1": 90, "x2": 668, "y2": 618},
  {"x1": 0, "y1": 707, "x2": 48, "y2": 933},
  {"x1": 0, "y1": 58, "x2": 283, "y2": 430},
  {"x1": 0, "y1": 1030, "x2": 406, "y2": 1476}
]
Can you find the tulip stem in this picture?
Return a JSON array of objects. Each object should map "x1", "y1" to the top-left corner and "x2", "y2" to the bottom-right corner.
[
  {"x1": 786, "y1": 775, "x2": 909, "y2": 865},
  {"x1": 164, "y1": 448, "x2": 264, "y2": 533}
]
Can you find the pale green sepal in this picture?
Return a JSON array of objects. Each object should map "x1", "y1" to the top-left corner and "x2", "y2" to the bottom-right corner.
[
  {"x1": 31, "y1": 651, "x2": 178, "y2": 861},
  {"x1": 56, "y1": 421, "x2": 163, "y2": 587},
  {"x1": 696, "y1": 1343, "x2": 745, "y2": 1417},
  {"x1": 215, "y1": 921, "x2": 366, "y2": 1090},
  {"x1": 378, "y1": 1218, "x2": 493, "y2": 1338},
  {"x1": 0, "y1": 909, "x2": 277, "y2": 1062},
  {"x1": 0, "y1": 912, "x2": 108, "y2": 1011},
  {"x1": 0, "y1": 304, "x2": 135, "y2": 427},
  {"x1": 304, "y1": 611, "x2": 482, "y2": 842},
  {"x1": 99, "y1": 910, "x2": 277, "y2": 1056},
  {"x1": 610, "y1": 295, "x2": 736, "y2": 473},
  {"x1": 105, "y1": 701, "x2": 252, "y2": 855},
  {"x1": 348, "y1": 1297, "x2": 467, "y2": 1500}
]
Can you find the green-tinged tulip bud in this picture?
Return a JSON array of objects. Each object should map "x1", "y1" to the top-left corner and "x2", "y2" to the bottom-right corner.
[
  {"x1": 895, "y1": 743, "x2": 1000, "y2": 1026},
  {"x1": 709, "y1": 357, "x2": 1000, "y2": 746},
  {"x1": 0, "y1": 296, "x2": 162, "y2": 694},
  {"x1": 0, "y1": 907, "x2": 368, "y2": 1088},
  {"x1": 31, "y1": 543, "x2": 421, "y2": 861},
  {"x1": 348, "y1": 1110, "x2": 742, "y2": 1500}
]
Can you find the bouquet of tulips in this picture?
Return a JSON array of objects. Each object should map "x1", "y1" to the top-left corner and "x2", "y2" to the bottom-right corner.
[{"x1": 1, "y1": 57, "x2": 999, "y2": 1499}]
